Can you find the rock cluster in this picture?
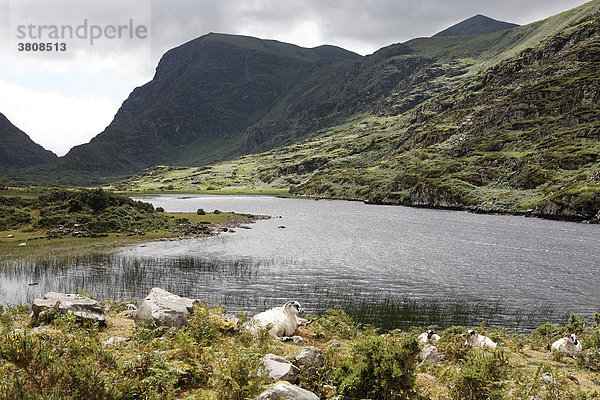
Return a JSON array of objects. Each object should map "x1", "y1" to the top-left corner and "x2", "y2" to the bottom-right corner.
[{"x1": 46, "y1": 226, "x2": 108, "y2": 238}]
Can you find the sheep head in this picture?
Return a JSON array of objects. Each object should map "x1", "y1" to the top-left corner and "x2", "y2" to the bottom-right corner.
[
  {"x1": 427, "y1": 329, "x2": 437, "y2": 339},
  {"x1": 566, "y1": 334, "x2": 579, "y2": 346},
  {"x1": 284, "y1": 301, "x2": 303, "y2": 316}
]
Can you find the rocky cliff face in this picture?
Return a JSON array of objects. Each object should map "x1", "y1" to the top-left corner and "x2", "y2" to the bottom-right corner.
[{"x1": 59, "y1": 34, "x2": 360, "y2": 175}]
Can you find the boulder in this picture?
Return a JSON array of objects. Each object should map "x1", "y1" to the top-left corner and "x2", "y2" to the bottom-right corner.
[
  {"x1": 287, "y1": 346, "x2": 324, "y2": 369},
  {"x1": 419, "y1": 344, "x2": 440, "y2": 362},
  {"x1": 31, "y1": 292, "x2": 105, "y2": 325},
  {"x1": 255, "y1": 382, "x2": 319, "y2": 400},
  {"x1": 134, "y1": 288, "x2": 198, "y2": 328},
  {"x1": 262, "y1": 354, "x2": 299, "y2": 383}
]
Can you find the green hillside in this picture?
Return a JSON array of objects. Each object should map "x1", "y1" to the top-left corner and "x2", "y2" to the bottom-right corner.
[
  {"x1": 0, "y1": 113, "x2": 57, "y2": 172},
  {"x1": 117, "y1": 3, "x2": 600, "y2": 221}
]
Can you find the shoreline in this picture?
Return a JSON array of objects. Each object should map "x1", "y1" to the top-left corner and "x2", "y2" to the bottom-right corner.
[
  {"x1": 0, "y1": 211, "x2": 270, "y2": 261},
  {"x1": 130, "y1": 188, "x2": 599, "y2": 225}
]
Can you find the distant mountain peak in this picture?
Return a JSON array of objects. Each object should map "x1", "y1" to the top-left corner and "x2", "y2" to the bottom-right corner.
[{"x1": 433, "y1": 14, "x2": 519, "y2": 38}]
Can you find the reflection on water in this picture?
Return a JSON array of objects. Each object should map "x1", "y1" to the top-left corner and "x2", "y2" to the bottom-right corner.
[
  {"x1": 1, "y1": 194, "x2": 599, "y2": 332},
  {"x1": 0, "y1": 253, "x2": 569, "y2": 331}
]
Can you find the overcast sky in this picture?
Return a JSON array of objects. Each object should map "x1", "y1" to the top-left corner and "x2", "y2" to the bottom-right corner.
[{"x1": 0, "y1": 0, "x2": 591, "y2": 156}]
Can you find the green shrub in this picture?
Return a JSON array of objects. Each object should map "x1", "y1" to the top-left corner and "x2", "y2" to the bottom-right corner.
[
  {"x1": 196, "y1": 208, "x2": 206, "y2": 215},
  {"x1": 184, "y1": 305, "x2": 222, "y2": 347},
  {"x1": 451, "y1": 351, "x2": 509, "y2": 400},
  {"x1": 313, "y1": 307, "x2": 360, "y2": 340},
  {"x1": 335, "y1": 333, "x2": 420, "y2": 400},
  {"x1": 565, "y1": 313, "x2": 587, "y2": 334},
  {"x1": 0, "y1": 205, "x2": 32, "y2": 229},
  {"x1": 579, "y1": 329, "x2": 600, "y2": 372},
  {"x1": 532, "y1": 323, "x2": 561, "y2": 349},
  {"x1": 209, "y1": 346, "x2": 266, "y2": 400},
  {"x1": 213, "y1": 209, "x2": 221, "y2": 214},
  {"x1": 156, "y1": 207, "x2": 165, "y2": 212}
]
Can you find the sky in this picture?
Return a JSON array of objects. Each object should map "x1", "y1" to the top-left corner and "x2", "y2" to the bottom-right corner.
[{"x1": 0, "y1": 0, "x2": 592, "y2": 156}]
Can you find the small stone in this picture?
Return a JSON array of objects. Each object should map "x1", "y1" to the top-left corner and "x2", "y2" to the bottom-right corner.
[
  {"x1": 288, "y1": 346, "x2": 324, "y2": 369},
  {"x1": 7, "y1": 234, "x2": 14, "y2": 238},
  {"x1": 541, "y1": 374, "x2": 556, "y2": 385},
  {"x1": 18, "y1": 242, "x2": 26, "y2": 247},
  {"x1": 419, "y1": 344, "x2": 441, "y2": 362},
  {"x1": 102, "y1": 336, "x2": 128, "y2": 346},
  {"x1": 31, "y1": 325, "x2": 53, "y2": 334},
  {"x1": 292, "y1": 335, "x2": 304, "y2": 344}
]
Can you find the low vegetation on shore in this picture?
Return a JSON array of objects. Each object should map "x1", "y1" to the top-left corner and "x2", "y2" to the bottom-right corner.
[
  {"x1": 0, "y1": 188, "x2": 252, "y2": 259},
  {"x1": 1, "y1": 301, "x2": 600, "y2": 399}
]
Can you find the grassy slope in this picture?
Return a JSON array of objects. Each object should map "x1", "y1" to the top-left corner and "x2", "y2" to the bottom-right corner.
[{"x1": 115, "y1": 2, "x2": 600, "y2": 221}]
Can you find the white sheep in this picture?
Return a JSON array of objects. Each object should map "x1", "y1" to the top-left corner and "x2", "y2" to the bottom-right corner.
[
  {"x1": 249, "y1": 301, "x2": 305, "y2": 340},
  {"x1": 465, "y1": 330, "x2": 497, "y2": 349},
  {"x1": 418, "y1": 329, "x2": 441, "y2": 344},
  {"x1": 551, "y1": 334, "x2": 582, "y2": 357}
]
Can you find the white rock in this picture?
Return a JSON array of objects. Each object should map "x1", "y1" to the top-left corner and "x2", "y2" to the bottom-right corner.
[
  {"x1": 255, "y1": 382, "x2": 319, "y2": 400},
  {"x1": 31, "y1": 292, "x2": 105, "y2": 325},
  {"x1": 134, "y1": 287, "x2": 198, "y2": 328},
  {"x1": 262, "y1": 354, "x2": 299, "y2": 383},
  {"x1": 419, "y1": 344, "x2": 441, "y2": 362}
]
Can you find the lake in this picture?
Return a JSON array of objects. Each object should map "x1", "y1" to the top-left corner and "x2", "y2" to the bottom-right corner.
[{"x1": 1, "y1": 195, "x2": 599, "y2": 331}]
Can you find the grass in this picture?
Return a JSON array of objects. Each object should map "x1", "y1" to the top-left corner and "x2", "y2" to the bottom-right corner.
[
  {"x1": 115, "y1": 188, "x2": 293, "y2": 197},
  {"x1": 0, "y1": 211, "x2": 244, "y2": 260},
  {"x1": 1, "y1": 301, "x2": 600, "y2": 399}
]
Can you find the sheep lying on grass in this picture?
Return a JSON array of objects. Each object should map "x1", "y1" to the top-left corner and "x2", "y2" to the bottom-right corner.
[
  {"x1": 249, "y1": 301, "x2": 305, "y2": 340},
  {"x1": 418, "y1": 329, "x2": 440, "y2": 344},
  {"x1": 465, "y1": 329, "x2": 497, "y2": 349},
  {"x1": 551, "y1": 334, "x2": 582, "y2": 357}
]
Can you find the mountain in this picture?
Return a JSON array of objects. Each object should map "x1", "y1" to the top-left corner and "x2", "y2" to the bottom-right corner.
[
  {"x1": 117, "y1": 1, "x2": 600, "y2": 221},
  {"x1": 0, "y1": 113, "x2": 57, "y2": 171},
  {"x1": 57, "y1": 33, "x2": 361, "y2": 175},
  {"x1": 433, "y1": 15, "x2": 519, "y2": 38}
]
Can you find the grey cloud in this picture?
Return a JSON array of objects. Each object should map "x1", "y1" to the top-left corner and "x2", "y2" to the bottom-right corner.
[
  {"x1": 148, "y1": 0, "x2": 590, "y2": 58},
  {"x1": 2, "y1": 0, "x2": 592, "y2": 65}
]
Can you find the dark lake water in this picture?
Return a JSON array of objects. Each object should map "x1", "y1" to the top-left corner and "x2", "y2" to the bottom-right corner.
[{"x1": 2, "y1": 195, "x2": 599, "y2": 331}]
